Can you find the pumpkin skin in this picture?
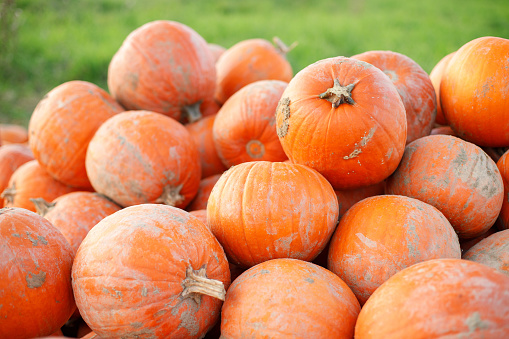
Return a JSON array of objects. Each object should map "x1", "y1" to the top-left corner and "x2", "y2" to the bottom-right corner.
[
  {"x1": 351, "y1": 50, "x2": 437, "y2": 144},
  {"x1": 496, "y1": 150, "x2": 509, "y2": 230},
  {"x1": 33, "y1": 192, "x2": 122, "y2": 256},
  {"x1": 463, "y1": 229, "x2": 509, "y2": 276},
  {"x1": 355, "y1": 259, "x2": 509, "y2": 338},
  {"x1": 335, "y1": 181, "x2": 385, "y2": 220},
  {"x1": 1, "y1": 160, "x2": 81, "y2": 212},
  {"x1": 207, "y1": 161, "x2": 339, "y2": 268},
  {"x1": 108, "y1": 20, "x2": 216, "y2": 123},
  {"x1": 215, "y1": 38, "x2": 293, "y2": 104},
  {"x1": 186, "y1": 174, "x2": 222, "y2": 211},
  {"x1": 429, "y1": 51, "x2": 456, "y2": 126},
  {"x1": 208, "y1": 43, "x2": 226, "y2": 64},
  {"x1": 440, "y1": 36, "x2": 509, "y2": 147},
  {"x1": 430, "y1": 125, "x2": 455, "y2": 136},
  {"x1": 72, "y1": 204, "x2": 231, "y2": 338},
  {"x1": 29, "y1": 81, "x2": 124, "y2": 189},
  {"x1": 213, "y1": 80, "x2": 289, "y2": 168},
  {"x1": 386, "y1": 135, "x2": 504, "y2": 239},
  {"x1": 0, "y1": 124, "x2": 28, "y2": 144},
  {"x1": 185, "y1": 114, "x2": 227, "y2": 179},
  {"x1": 0, "y1": 207, "x2": 75, "y2": 339},
  {"x1": 328, "y1": 195, "x2": 461, "y2": 305},
  {"x1": 0, "y1": 144, "x2": 34, "y2": 208},
  {"x1": 85, "y1": 110, "x2": 201, "y2": 208},
  {"x1": 460, "y1": 225, "x2": 498, "y2": 253},
  {"x1": 221, "y1": 258, "x2": 360, "y2": 338},
  {"x1": 276, "y1": 56, "x2": 407, "y2": 190}
]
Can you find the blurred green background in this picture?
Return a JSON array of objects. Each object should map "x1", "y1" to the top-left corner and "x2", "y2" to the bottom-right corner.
[{"x1": 1, "y1": 0, "x2": 508, "y2": 126}]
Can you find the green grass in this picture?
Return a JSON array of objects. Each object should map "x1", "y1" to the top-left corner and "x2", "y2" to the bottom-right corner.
[{"x1": 1, "y1": 0, "x2": 509, "y2": 125}]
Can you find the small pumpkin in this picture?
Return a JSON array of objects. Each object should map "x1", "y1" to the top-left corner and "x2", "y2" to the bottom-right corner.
[
  {"x1": 186, "y1": 174, "x2": 222, "y2": 211},
  {"x1": 335, "y1": 181, "x2": 385, "y2": 220},
  {"x1": 351, "y1": 50, "x2": 437, "y2": 144},
  {"x1": 0, "y1": 124, "x2": 28, "y2": 144},
  {"x1": 221, "y1": 258, "x2": 360, "y2": 338},
  {"x1": 275, "y1": 56, "x2": 407, "y2": 190},
  {"x1": 429, "y1": 51, "x2": 456, "y2": 125},
  {"x1": 463, "y1": 229, "x2": 508, "y2": 276},
  {"x1": 72, "y1": 204, "x2": 230, "y2": 338},
  {"x1": 0, "y1": 207, "x2": 75, "y2": 338},
  {"x1": 208, "y1": 43, "x2": 226, "y2": 64},
  {"x1": 0, "y1": 144, "x2": 34, "y2": 208}
]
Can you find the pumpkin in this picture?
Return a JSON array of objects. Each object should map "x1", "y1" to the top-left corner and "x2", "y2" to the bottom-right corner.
[
  {"x1": 386, "y1": 135, "x2": 504, "y2": 239},
  {"x1": 460, "y1": 225, "x2": 499, "y2": 253},
  {"x1": 430, "y1": 125, "x2": 455, "y2": 136},
  {"x1": 28, "y1": 80, "x2": 124, "y2": 189},
  {"x1": 108, "y1": 20, "x2": 216, "y2": 123},
  {"x1": 208, "y1": 43, "x2": 226, "y2": 64},
  {"x1": 215, "y1": 38, "x2": 294, "y2": 104},
  {"x1": 221, "y1": 258, "x2": 360, "y2": 338},
  {"x1": 429, "y1": 51, "x2": 456, "y2": 125},
  {"x1": 0, "y1": 207, "x2": 75, "y2": 338},
  {"x1": 463, "y1": 229, "x2": 508, "y2": 276},
  {"x1": 355, "y1": 259, "x2": 509, "y2": 338},
  {"x1": 32, "y1": 192, "x2": 122, "y2": 256},
  {"x1": 496, "y1": 149, "x2": 509, "y2": 230},
  {"x1": 440, "y1": 36, "x2": 509, "y2": 147},
  {"x1": 72, "y1": 204, "x2": 230, "y2": 338},
  {"x1": 1, "y1": 160, "x2": 81, "y2": 212},
  {"x1": 275, "y1": 56, "x2": 407, "y2": 190},
  {"x1": 186, "y1": 174, "x2": 222, "y2": 211},
  {"x1": 189, "y1": 209, "x2": 208, "y2": 228},
  {"x1": 0, "y1": 123, "x2": 28, "y2": 144},
  {"x1": 185, "y1": 114, "x2": 227, "y2": 179},
  {"x1": 0, "y1": 144, "x2": 34, "y2": 208},
  {"x1": 335, "y1": 181, "x2": 385, "y2": 220},
  {"x1": 328, "y1": 195, "x2": 461, "y2": 305},
  {"x1": 213, "y1": 80, "x2": 289, "y2": 167},
  {"x1": 85, "y1": 110, "x2": 201, "y2": 208},
  {"x1": 207, "y1": 161, "x2": 339, "y2": 268},
  {"x1": 351, "y1": 50, "x2": 436, "y2": 144}
]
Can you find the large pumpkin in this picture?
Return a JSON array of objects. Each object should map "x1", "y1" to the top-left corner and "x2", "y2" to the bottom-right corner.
[
  {"x1": 386, "y1": 134, "x2": 504, "y2": 239},
  {"x1": 108, "y1": 20, "x2": 216, "y2": 123},
  {"x1": 207, "y1": 161, "x2": 339, "y2": 268},
  {"x1": 0, "y1": 144, "x2": 34, "y2": 208},
  {"x1": 28, "y1": 81, "x2": 124, "y2": 189},
  {"x1": 463, "y1": 229, "x2": 509, "y2": 276},
  {"x1": 213, "y1": 80, "x2": 289, "y2": 167},
  {"x1": 328, "y1": 195, "x2": 461, "y2": 305},
  {"x1": 85, "y1": 110, "x2": 201, "y2": 208},
  {"x1": 440, "y1": 36, "x2": 509, "y2": 147},
  {"x1": 351, "y1": 50, "x2": 437, "y2": 144},
  {"x1": 429, "y1": 51, "x2": 456, "y2": 126},
  {"x1": 221, "y1": 258, "x2": 360, "y2": 338},
  {"x1": 355, "y1": 259, "x2": 509, "y2": 338},
  {"x1": 215, "y1": 38, "x2": 293, "y2": 104},
  {"x1": 275, "y1": 56, "x2": 407, "y2": 190},
  {"x1": 72, "y1": 204, "x2": 230, "y2": 338},
  {"x1": 0, "y1": 207, "x2": 75, "y2": 338}
]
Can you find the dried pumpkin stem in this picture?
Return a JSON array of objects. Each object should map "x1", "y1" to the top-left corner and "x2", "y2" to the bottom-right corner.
[
  {"x1": 156, "y1": 184, "x2": 185, "y2": 207},
  {"x1": 273, "y1": 36, "x2": 298, "y2": 55},
  {"x1": 1, "y1": 184, "x2": 16, "y2": 204},
  {"x1": 319, "y1": 79, "x2": 355, "y2": 107},
  {"x1": 182, "y1": 267, "x2": 226, "y2": 302},
  {"x1": 182, "y1": 101, "x2": 203, "y2": 124},
  {"x1": 30, "y1": 198, "x2": 56, "y2": 217}
]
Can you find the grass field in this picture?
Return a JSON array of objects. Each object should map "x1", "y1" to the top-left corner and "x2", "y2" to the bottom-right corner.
[{"x1": 1, "y1": 0, "x2": 508, "y2": 125}]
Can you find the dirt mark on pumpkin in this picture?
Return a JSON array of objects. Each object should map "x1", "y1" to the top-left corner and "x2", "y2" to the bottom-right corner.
[
  {"x1": 277, "y1": 97, "x2": 291, "y2": 138},
  {"x1": 344, "y1": 126, "x2": 376, "y2": 160},
  {"x1": 26, "y1": 271, "x2": 46, "y2": 288}
]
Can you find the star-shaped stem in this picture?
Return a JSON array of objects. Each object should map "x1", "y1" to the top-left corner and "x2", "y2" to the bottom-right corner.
[{"x1": 319, "y1": 79, "x2": 355, "y2": 108}]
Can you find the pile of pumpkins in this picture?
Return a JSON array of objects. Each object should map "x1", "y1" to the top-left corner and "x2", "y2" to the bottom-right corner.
[{"x1": 1, "y1": 20, "x2": 508, "y2": 338}]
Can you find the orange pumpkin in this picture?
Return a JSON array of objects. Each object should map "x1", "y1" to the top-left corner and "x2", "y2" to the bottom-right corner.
[
  {"x1": 189, "y1": 209, "x2": 208, "y2": 228},
  {"x1": 207, "y1": 161, "x2": 339, "y2": 268},
  {"x1": 335, "y1": 181, "x2": 385, "y2": 220},
  {"x1": 355, "y1": 259, "x2": 509, "y2": 338},
  {"x1": 108, "y1": 20, "x2": 216, "y2": 123},
  {"x1": 429, "y1": 51, "x2": 456, "y2": 125},
  {"x1": 1, "y1": 160, "x2": 81, "y2": 212},
  {"x1": 460, "y1": 225, "x2": 499, "y2": 253},
  {"x1": 215, "y1": 38, "x2": 293, "y2": 104},
  {"x1": 351, "y1": 50, "x2": 437, "y2": 144},
  {"x1": 32, "y1": 192, "x2": 122, "y2": 256},
  {"x1": 430, "y1": 125, "x2": 456, "y2": 136},
  {"x1": 213, "y1": 80, "x2": 289, "y2": 167},
  {"x1": 85, "y1": 111, "x2": 201, "y2": 208},
  {"x1": 496, "y1": 149, "x2": 509, "y2": 230},
  {"x1": 221, "y1": 258, "x2": 360, "y2": 338},
  {"x1": 208, "y1": 43, "x2": 226, "y2": 64},
  {"x1": 185, "y1": 114, "x2": 227, "y2": 179},
  {"x1": 440, "y1": 36, "x2": 509, "y2": 147},
  {"x1": 328, "y1": 195, "x2": 461, "y2": 305},
  {"x1": 0, "y1": 207, "x2": 75, "y2": 338},
  {"x1": 29, "y1": 80, "x2": 124, "y2": 189},
  {"x1": 0, "y1": 144, "x2": 34, "y2": 208},
  {"x1": 386, "y1": 135, "x2": 504, "y2": 239},
  {"x1": 72, "y1": 204, "x2": 230, "y2": 338},
  {"x1": 463, "y1": 229, "x2": 508, "y2": 276},
  {"x1": 0, "y1": 124, "x2": 28, "y2": 144},
  {"x1": 276, "y1": 56, "x2": 407, "y2": 190},
  {"x1": 186, "y1": 174, "x2": 222, "y2": 211}
]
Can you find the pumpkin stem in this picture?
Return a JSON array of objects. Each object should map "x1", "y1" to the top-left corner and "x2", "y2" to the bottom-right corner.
[
  {"x1": 1, "y1": 183, "x2": 16, "y2": 204},
  {"x1": 273, "y1": 36, "x2": 298, "y2": 55},
  {"x1": 182, "y1": 266, "x2": 226, "y2": 303},
  {"x1": 156, "y1": 184, "x2": 185, "y2": 207},
  {"x1": 182, "y1": 101, "x2": 203, "y2": 124},
  {"x1": 30, "y1": 198, "x2": 56, "y2": 217},
  {"x1": 319, "y1": 79, "x2": 355, "y2": 108}
]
